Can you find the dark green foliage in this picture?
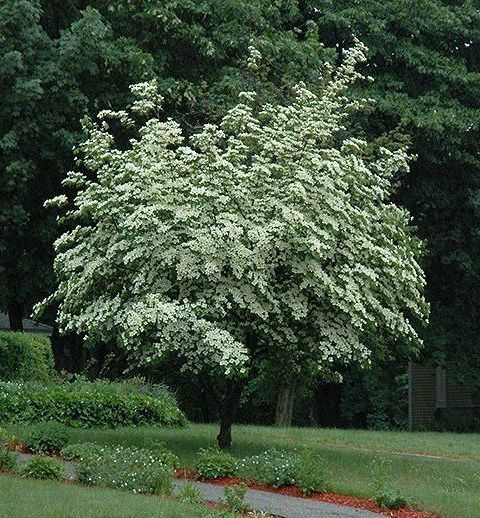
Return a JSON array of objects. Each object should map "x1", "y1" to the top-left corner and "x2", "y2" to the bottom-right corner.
[
  {"x1": 0, "y1": 380, "x2": 187, "y2": 428},
  {"x1": 310, "y1": 0, "x2": 480, "y2": 378},
  {"x1": 0, "y1": 332, "x2": 53, "y2": 382},
  {"x1": 77, "y1": 445, "x2": 174, "y2": 494},
  {"x1": 0, "y1": 0, "x2": 152, "y2": 325},
  {"x1": 21, "y1": 456, "x2": 65, "y2": 480},
  {"x1": 195, "y1": 447, "x2": 237, "y2": 480},
  {"x1": 26, "y1": 421, "x2": 70, "y2": 453},
  {"x1": 0, "y1": 450, "x2": 19, "y2": 471}
]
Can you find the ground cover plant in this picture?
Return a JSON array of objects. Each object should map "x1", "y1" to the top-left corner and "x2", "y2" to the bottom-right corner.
[
  {"x1": 23, "y1": 422, "x2": 477, "y2": 518},
  {"x1": 0, "y1": 476, "x2": 237, "y2": 518},
  {"x1": 76, "y1": 445, "x2": 175, "y2": 495},
  {"x1": 0, "y1": 380, "x2": 186, "y2": 428}
]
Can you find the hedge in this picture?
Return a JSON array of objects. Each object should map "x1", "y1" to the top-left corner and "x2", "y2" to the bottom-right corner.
[
  {"x1": 0, "y1": 332, "x2": 54, "y2": 382},
  {"x1": 0, "y1": 380, "x2": 187, "y2": 428}
]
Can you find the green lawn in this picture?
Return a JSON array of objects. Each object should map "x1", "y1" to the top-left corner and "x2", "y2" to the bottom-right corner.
[
  {"x1": 6, "y1": 422, "x2": 480, "y2": 518},
  {"x1": 0, "y1": 475, "x2": 233, "y2": 518}
]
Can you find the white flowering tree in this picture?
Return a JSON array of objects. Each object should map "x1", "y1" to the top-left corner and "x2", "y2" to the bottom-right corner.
[{"x1": 40, "y1": 42, "x2": 428, "y2": 447}]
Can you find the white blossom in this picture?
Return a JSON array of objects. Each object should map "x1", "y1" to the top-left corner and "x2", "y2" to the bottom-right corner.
[{"x1": 38, "y1": 42, "x2": 428, "y2": 377}]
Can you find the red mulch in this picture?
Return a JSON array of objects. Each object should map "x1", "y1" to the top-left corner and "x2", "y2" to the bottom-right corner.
[{"x1": 175, "y1": 472, "x2": 443, "y2": 518}]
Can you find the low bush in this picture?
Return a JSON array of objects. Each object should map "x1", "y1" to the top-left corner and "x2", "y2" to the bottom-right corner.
[
  {"x1": 195, "y1": 447, "x2": 237, "y2": 480},
  {"x1": 21, "y1": 456, "x2": 65, "y2": 480},
  {"x1": 61, "y1": 442, "x2": 105, "y2": 462},
  {"x1": 77, "y1": 445, "x2": 174, "y2": 494},
  {"x1": 0, "y1": 380, "x2": 187, "y2": 428},
  {"x1": 223, "y1": 483, "x2": 250, "y2": 512},
  {"x1": 0, "y1": 450, "x2": 18, "y2": 471},
  {"x1": 236, "y1": 449, "x2": 298, "y2": 488},
  {"x1": 0, "y1": 331, "x2": 53, "y2": 382},
  {"x1": 26, "y1": 421, "x2": 71, "y2": 454},
  {"x1": 295, "y1": 453, "x2": 327, "y2": 495},
  {"x1": 236, "y1": 449, "x2": 326, "y2": 493},
  {"x1": 376, "y1": 491, "x2": 410, "y2": 510}
]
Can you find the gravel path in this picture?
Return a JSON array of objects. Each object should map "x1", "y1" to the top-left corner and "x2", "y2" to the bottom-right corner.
[
  {"x1": 16, "y1": 453, "x2": 381, "y2": 518},
  {"x1": 176, "y1": 478, "x2": 381, "y2": 518}
]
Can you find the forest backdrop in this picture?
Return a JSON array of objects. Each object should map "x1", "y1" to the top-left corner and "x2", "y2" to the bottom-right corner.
[{"x1": 1, "y1": 0, "x2": 479, "y2": 430}]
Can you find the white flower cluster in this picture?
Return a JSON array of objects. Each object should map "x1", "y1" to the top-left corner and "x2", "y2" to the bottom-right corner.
[{"x1": 38, "y1": 41, "x2": 428, "y2": 377}]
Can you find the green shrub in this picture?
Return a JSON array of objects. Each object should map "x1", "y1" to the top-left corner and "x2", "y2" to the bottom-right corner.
[
  {"x1": 195, "y1": 447, "x2": 237, "y2": 480},
  {"x1": 222, "y1": 483, "x2": 250, "y2": 512},
  {"x1": 236, "y1": 449, "x2": 299, "y2": 488},
  {"x1": 0, "y1": 380, "x2": 187, "y2": 428},
  {"x1": 61, "y1": 442, "x2": 105, "y2": 462},
  {"x1": 77, "y1": 445, "x2": 174, "y2": 494},
  {"x1": 0, "y1": 450, "x2": 18, "y2": 471},
  {"x1": 26, "y1": 421, "x2": 71, "y2": 454},
  {"x1": 21, "y1": 456, "x2": 65, "y2": 480},
  {"x1": 0, "y1": 331, "x2": 53, "y2": 382},
  {"x1": 178, "y1": 482, "x2": 203, "y2": 504},
  {"x1": 295, "y1": 453, "x2": 327, "y2": 495}
]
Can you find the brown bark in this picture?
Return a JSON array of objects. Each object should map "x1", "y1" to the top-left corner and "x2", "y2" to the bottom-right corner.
[
  {"x1": 275, "y1": 376, "x2": 297, "y2": 427},
  {"x1": 7, "y1": 301, "x2": 23, "y2": 331},
  {"x1": 217, "y1": 379, "x2": 244, "y2": 449}
]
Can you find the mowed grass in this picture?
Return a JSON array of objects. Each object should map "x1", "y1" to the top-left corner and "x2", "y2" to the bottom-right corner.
[
  {"x1": 0, "y1": 475, "x2": 232, "y2": 518},
  {"x1": 6, "y1": 422, "x2": 480, "y2": 518}
]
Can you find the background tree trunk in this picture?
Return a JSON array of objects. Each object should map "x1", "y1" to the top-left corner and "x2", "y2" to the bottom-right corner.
[
  {"x1": 275, "y1": 377, "x2": 297, "y2": 427},
  {"x1": 217, "y1": 379, "x2": 244, "y2": 449},
  {"x1": 7, "y1": 301, "x2": 23, "y2": 331}
]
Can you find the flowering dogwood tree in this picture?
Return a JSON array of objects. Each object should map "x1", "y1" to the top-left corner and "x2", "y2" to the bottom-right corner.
[{"x1": 40, "y1": 42, "x2": 428, "y2": 447}]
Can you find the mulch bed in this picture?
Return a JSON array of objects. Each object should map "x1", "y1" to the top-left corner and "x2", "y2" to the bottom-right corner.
[{"x1": 175, "y1": 470, "x2": 443, "y2": 518}]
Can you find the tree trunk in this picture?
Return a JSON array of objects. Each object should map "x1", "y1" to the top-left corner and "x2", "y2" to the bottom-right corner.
[
  {"x1": 275, "y1": 377, "x2": 297, "y2": 427},
  {"x1": 217, "y1": 379, "x2": 244, "y2": 449},
  {"x1": 7, "y1": 301, "x2": 23, "y2": 331}
]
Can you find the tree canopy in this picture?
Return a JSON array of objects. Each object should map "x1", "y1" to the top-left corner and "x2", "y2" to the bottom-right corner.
[{"x1": 40, "y1": 44, "x2": 428, "y2": 445}]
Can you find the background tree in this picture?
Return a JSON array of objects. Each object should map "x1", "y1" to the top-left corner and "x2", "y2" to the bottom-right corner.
[
  {"x1": 0, "y1": 0, "x2": 152, "y2": 331},
  {"x1": 40, "y1": 45, "x2": 428, "y2": 447},
  {"x1": 307, "y1": 0, "x2": 480, "y2": 381}
]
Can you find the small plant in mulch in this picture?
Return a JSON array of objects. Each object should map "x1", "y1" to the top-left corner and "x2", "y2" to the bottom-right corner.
[
  {"x1": 0, "y1": 427, "x2": 21, "y2": 451},
  {"x1": 195, "y1": 447, "x2": 237, "y2": 480},
  {"x1": 0, "y1": 450, "x2": 18, "y2": 471},
  {"x1": 178, "y1": 482, "x2": 204, "y2": 504},
  {"x1": 21, "y1": 456, "x2": 65, "y2": 480},
  {"x1": 223, "y1": 483, "x2": 250, "y2": 513},
  {"x1": 370, "y1": 457, "x2": 410, "y2": 510}
]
